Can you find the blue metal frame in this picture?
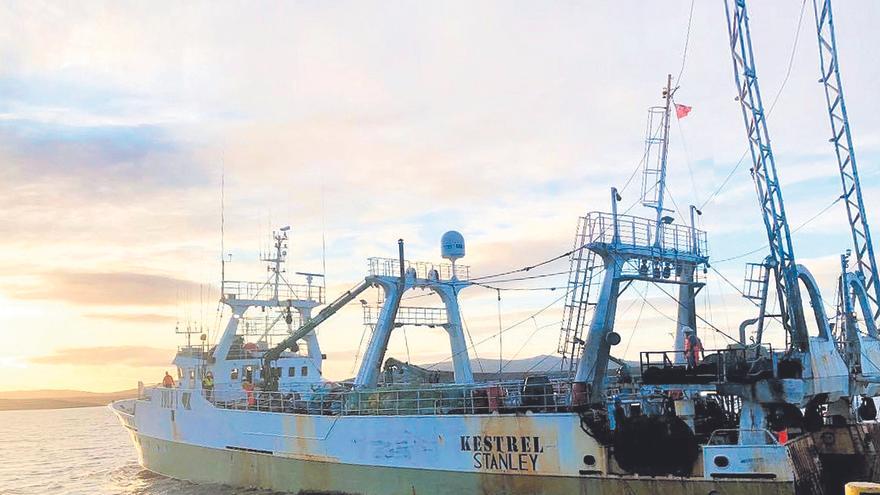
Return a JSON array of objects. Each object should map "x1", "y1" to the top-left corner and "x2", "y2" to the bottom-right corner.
[
  {"x1": 723, "y1": 0, "x2": 808, "y2": 350},
  {"x1": 812, "y1": 0, "x2": 880, "y2": 322}
]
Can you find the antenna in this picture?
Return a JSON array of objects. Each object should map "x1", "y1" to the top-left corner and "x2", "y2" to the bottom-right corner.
[
  {"x1": 220, "y1": 164, "x2": 226, "y2": 287},
  {"x1": 321, "y1": 182, "x2": 327, "y2": 286}
]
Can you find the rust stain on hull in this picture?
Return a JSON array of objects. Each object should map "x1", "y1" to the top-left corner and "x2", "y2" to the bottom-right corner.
[{"x1": 135, "y1": 433, "x2": 796, "y2": 495}]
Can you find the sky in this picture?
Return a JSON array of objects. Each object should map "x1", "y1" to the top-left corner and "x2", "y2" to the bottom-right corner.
[{"x1": 1, "y1": 1, "x2": 879, "y2": 392}]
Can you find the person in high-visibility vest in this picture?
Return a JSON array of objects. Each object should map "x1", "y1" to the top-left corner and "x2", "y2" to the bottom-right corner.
[
  {"x1": 683, "y1": 327, "x2": 704, "y2": 369},
  {"x1": 202, "y1": 371, "x2": 214, "y2": 401}
]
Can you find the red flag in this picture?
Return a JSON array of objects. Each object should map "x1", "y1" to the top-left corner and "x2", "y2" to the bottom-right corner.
[{"x1": 675, "y1": 104, "x2": 692, "y2": 119}]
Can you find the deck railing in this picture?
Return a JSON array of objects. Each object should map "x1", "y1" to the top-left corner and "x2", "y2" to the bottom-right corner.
[
  {"x1": 222, "y1": 280, "x2": 325, "y2": 304},
  {"x1": 584, "y1": 212, "x2": 708, "y2": 256},
  {"x1": 151, "y1": 379, "x2": 571, "y2": 416},
  {"x1": 363, "y1": 305, "x2": 448, "y2": 327},
  {"x1": 639, "y1": 344, "x2": 775, "y2": 384},
  {"x1": 367, "y1": 257, "x2": 469, "y2": 281}
]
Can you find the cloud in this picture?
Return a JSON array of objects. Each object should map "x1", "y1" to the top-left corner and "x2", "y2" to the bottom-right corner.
[
  {"x1": 29, "y1": 346, "x2": 173, "y2": 367},
  {"x1": 13, "y1": 271, "x2": 203, "y2": 306},
  {"x1": 84, "y1": 312, "x2": 177, "y2": 323},
  {"x1": 2, "y1": 1, "x2": 880, "y2": 392},
  {"x1": 0, "y1": 118, "x2": 206, "y2": 192}
]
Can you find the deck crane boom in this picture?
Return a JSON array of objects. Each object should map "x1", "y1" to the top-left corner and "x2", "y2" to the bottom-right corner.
[
  {"x1": 261, "y1": 278, "x2": 373, "y2": 389},
  {"x1": 811, "y1": 0, "x2": 880, "y2": 322},
  {"x1": 723, "y1": 0, "x2": 809, "y2": 351}
]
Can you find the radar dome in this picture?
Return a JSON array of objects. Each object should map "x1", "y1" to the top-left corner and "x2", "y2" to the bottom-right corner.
[{"x1": 441, "y1": 230, "x2": 465, "y2": 261}]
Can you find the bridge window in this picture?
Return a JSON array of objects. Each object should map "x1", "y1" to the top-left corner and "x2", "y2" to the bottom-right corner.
[
  {"x1": 230, "y1": 367, "x2": 239, "y2": 380},
  {"x1": 189, "y1": 369, "x2": 195, "y2": 380},
  {"x1": 301, "y1": 366, "x2": 309, "y2": 377},
  {"x1": 245, "y1": 365, "x2": 254, "y2": 382},
  {"x1": 288, "y1": 367, "x2": 296, "y2": 377}
]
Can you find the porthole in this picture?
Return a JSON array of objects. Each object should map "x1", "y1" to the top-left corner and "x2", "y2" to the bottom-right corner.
[
  {"x1": 713, "y1": 455, "x2": 729, "y2": 468},
  {"x1": 583, "y1": 455, "x2": 596, "y2": 466}
]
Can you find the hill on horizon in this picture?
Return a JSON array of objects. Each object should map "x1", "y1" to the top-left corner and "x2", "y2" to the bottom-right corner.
[
  {"x1": 429, "y1": 354, "x2": 565, "y2": 374},
  {"x1": 0, "y1": 388, "x2": 138, "y2": 411},
  {"x1": 426, "y1": 354, "x2": 638, "y2": 374},
  {"x1": 0, "y1": 389, "x2": 138, "y2": 399}
]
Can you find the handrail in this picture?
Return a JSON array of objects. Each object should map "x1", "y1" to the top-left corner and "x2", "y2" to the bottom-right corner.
[
  {"x1": 222, "y1": 280, "x2": 325, "y2": 304},
  {"x1": 367, "y1": 257, "x2": 469, "y2": 281},
  {"x1": 639, "y1": 344, "x2": 774, "y2": 384},
  {"x1": 149, "y1": 378, "x2": 571, "y2": 417},
  {"x1": 584, "y1": 211, "x2": 709, "y2": 256}
]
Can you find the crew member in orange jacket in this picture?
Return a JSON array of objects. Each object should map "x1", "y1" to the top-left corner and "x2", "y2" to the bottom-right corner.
[
  {"x1": 683, "y1": 327, "x2": 704, "y2": 369},
  {"x1": 242, "y1": 379, "x2": 256, "y2": 406},
  {"x1": 162, "y1": 371, "x2": 175, "y2": 388}
]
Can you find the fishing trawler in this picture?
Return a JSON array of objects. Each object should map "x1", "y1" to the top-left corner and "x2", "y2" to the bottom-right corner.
[{"x1": 112, "y1": 1, "x2": 880, "y2": 493}]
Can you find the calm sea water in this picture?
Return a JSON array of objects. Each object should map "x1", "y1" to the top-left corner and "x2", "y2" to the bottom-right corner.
[{"x1": 0, "y1": 406, "x2": 280, "y2": 495}]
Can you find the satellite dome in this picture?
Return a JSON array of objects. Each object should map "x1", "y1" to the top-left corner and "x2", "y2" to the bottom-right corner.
[{"x1": 441, "y1": 231, "x2": 465, "y2": 261}]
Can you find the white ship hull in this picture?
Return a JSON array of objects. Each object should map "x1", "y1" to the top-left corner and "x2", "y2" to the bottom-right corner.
[{"x1": 110, "y1": 391, "x2": 797, "y2": 495}]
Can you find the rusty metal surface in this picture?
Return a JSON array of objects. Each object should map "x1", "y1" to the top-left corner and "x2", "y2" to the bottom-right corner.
[
  {"x1": 787, "y1": 424, "x2": 880, "y2": 495},
  {"x1": 861, "y1": 423, "x2": 880, "y2": 480},
  {"x1": 810, "y1": 423, "x2": 880, "y2": 456},
  {"x1": 787, "y1": 433, "x2": 824, "y2": 495},
  {"x1": 135, "y1": 432, "x2": 796, "y2": 495}
]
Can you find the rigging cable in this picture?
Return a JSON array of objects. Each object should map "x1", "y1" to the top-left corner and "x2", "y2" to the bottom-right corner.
[
  {"x1": 714, "y1": 195, "x2": 842, "y2": 263},
  {"x1": 422, "y1": 286, "x2": 576, "y2": 372},
  {"x1": 675, "y1": 0, "x2": 696, "y2": 85},
  {"x1": 469, "y1": 121, "x2": 667, "y2": 284},
  {"x1": 622, "y1": 287, "x2": 649, "y2": 361},
  {"x1": 472, "y1": 282, "x2": 566, "y2": 292},
  {"x1": 640, "y1": 282, "x2": 740, "y2": 344},
  {"x1": 700, "y1": 0, "x2": 808, "y2": 211},
  {"x1": 672, "y1": 97, "x2": 701, "y2": 206},
  {"x1": 497, "y1": 289, "x2": 503, "y2": 378},
  {"x1": 522, "y1": 353, "x2": 554, "y2": 375},
  {"x1": 477, "y1": 270, "x2": 569, "y2": 284},
  {"x1": 499, "y1": 318, "x2": 560, "y2": 372},
  {"x1": 468, "y1": 192, "x2": 642, "y2": 285},
  {"x1": 403, "y1": 327, "x2": 411, "y2": 365},
  {"x1": 459, "y1": 305, "x2": 485, "y2": 374}
]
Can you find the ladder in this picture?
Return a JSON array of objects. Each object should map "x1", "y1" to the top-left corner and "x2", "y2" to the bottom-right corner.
[{"x1": 558, "y1": 216, "x2": 603, "y2": 375}]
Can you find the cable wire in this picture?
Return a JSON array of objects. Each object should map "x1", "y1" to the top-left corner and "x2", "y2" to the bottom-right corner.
[
  {"x1": 714, "y1": 195, "x2": 842, "y2": 263},
  {"x1": 422, "y1": 288, "x2": 574, "y2": 372},
  {"x1": 700, "y1": 0, "x2": 808, "y2": 211},
  {"x1": 675, "y1": 0, "x2": 696, "y2": 85},
  {"x1": 477, "y1": 270, "x2": 569, "y2": 284}
]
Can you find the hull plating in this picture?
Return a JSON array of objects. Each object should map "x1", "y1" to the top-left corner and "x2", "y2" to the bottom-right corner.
[
  {"x1": 113, "y1": 395, "x2": 798, "y2": 494},
  {"x1": 131, "y1": 433, "x2": 795, "y2": 495}
]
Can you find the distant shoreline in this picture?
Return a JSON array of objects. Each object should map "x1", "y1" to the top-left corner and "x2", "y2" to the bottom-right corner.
[{"x1": 0, "y1": 390, "x2": 137, "y2": 411}]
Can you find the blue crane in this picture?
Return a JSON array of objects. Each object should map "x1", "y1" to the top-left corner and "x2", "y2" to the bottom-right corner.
[
  {"x1": 723, "y1": 0, "x2": 809, "y2": 351},
  {"x1": 811, "y1": 0, "x2": 880, "y2": 322}
]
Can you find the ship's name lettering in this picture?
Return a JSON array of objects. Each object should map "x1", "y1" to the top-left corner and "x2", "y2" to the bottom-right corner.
[{"x1": 459, "y1": 436, "x2": 543, "y2": 472}]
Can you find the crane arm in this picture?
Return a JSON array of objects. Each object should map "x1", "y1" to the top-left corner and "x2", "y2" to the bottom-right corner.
[
  {"x1": 724, "y1": 0, "x2": 808, "y2": 350},
  {"x1": 262, "y1": 279, "x2": 373, "y2": 364},
  {"x1": 811, "y1": 0, "x2": 880, "y2": 321}
]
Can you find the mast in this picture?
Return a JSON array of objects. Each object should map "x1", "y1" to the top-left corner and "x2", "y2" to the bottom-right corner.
[
  {"x1": 220, "y1": 169, "x2": 226, "y2": 289},
  {"x1": 654, "y1": 74, "x2": 674, "y2": 243},
  {"x1": 641, "y1": 74, "x2": 676, "y2": 246}
]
